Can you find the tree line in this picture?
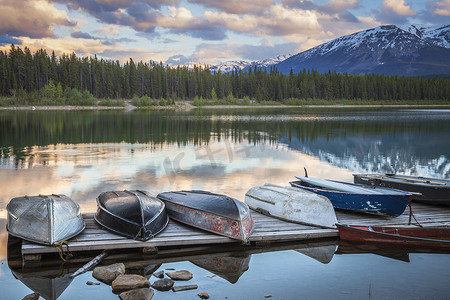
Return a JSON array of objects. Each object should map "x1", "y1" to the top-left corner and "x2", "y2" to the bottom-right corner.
[{"x1": 1, "y1": 45, "x2": 449, "y2": 104}]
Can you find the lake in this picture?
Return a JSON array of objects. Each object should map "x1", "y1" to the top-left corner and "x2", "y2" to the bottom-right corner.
[{"x1": 1, "y1": 107, "x2": 450, "y2": 299}]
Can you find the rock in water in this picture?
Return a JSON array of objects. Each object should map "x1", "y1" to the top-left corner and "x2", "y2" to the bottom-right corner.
[
  {"x1": 86, "y1": 281, "x2": 101, "y2": 285},
  {"x1": 119, "y1": 288, "x2": 154, "y2": 300},
  {"x1": 112, "y1": 274, "x2": 151, "y2": 293},
  {"x1": 22, "y1": 293, "x2": 40, "y2": 300},
  {"x1": 151, "y1": 278, "x2": 174, "y2": 291},
  {"x1": 92, "y1": 263, "x2": 126, "y2": 284},
  {"x1": 166, "y1": 270, "x2": 193, "y2": 281},
  {"x1": 152, "y1": 270, "x2": 164, "y2": 278},
  {"x1": 198, "y1": 291, "x2": 210, "y2": 299},
  {"x1": 172, "y1": 285, "x2": 198, "y2": 292}
]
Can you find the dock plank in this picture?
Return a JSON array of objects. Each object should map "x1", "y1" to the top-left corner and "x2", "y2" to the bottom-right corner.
[{"x1": 21, "y1": 202, "x2": 450, "y2": 257}]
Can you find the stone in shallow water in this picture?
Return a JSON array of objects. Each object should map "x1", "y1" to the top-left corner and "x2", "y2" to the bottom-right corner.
[
  {"x1": 119, "y1": 288, "x2": 154, "y2": 300},
  {"x1": 92, "y1": 263, "x2": 126, "y2": 284},
  {"x1": 151, "y1": 278, "x2": 174, "y2": 291},
  {"x1": 172, "y1": 285, "x2": 198, "y2": 292},
  {"x1": 152, "y1": 270, "x2": 164, "y2": 278},
  {"x1": 86, "y1": 281, "x2": 100, "y2": 285},
  {"x1": 198, "y1": 291, "x2": 210, "y2": 299},
  {"x1": 112, "y1": 274, "x2": 151, "y2": 293},
  {"x1": 166, "y1": 270, "x2": 193, "y2": 281},
  {"x1": 22, "y1": 293, "x2": 40, "y2": 300}
]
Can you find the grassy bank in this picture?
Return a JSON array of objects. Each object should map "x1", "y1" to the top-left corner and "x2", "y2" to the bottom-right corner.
[{"x1": 1, "y1": 95, "x2": 448, "y2": 110}]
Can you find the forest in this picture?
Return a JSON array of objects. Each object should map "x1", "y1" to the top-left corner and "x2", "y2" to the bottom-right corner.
[{"x1": 0, "y1": 45, "x2": 449, "y2": 105}]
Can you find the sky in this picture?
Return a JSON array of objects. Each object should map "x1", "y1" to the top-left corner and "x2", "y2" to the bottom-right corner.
[{"x1": 0, "y1": 0, "x2": 449, "y2": 66}]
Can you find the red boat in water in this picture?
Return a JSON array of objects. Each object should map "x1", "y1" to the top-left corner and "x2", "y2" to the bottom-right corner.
[
  {"x1": 337, "y1": 224, "x2": 450, "y2": 250},
  {"x1": 157, "y1": 190, "x2": 254, "y2": 243}
]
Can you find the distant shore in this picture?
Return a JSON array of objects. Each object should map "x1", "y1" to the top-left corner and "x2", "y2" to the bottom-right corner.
[{"x1": 0, "y1": 103, "x2": 449, "y2": 111}]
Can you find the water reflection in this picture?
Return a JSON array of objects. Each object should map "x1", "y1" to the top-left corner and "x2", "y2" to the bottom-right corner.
[
  {"x1": 190, "y1": 253, "x2": 251, "y2": 283},
  {"x1": 1, "y1": 108, "x2": 449, "y2": 180}
]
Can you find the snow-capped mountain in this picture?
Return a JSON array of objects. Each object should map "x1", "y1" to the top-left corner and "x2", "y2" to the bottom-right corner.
[
  {"x1": 210, "y1": 54, "x2": 292, "y2": 73},
  {"x1": 275, "y1": 24, "x2": 450, "y2": 76}
]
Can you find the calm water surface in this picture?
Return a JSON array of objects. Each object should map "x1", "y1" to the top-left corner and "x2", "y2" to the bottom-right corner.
[{"x1": 0, "y1": 107, "x2": 449, "y2": 299}]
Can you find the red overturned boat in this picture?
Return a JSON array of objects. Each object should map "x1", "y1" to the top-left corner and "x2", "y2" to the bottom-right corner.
[
  {"x1": 337, "y1": 223, "x2": 450, "y2": 250},
  {"x1": 157, "y1": 190, "x2": 254, "y2": 243}
]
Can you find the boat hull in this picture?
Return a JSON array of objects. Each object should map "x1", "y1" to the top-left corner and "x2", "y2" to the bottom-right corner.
[
  {"x1": 245, "y1": 184, "x2": 337, "y2": 228},
  {"x1": 337, "y1": 224, "x2": 450, "y2": 250},
  {"x1": 157, "y1": 191, "x2": 254, "y2": 242},
  {"x1": 354, "y1": 174, "x2": 450, "y2": 206},
  {"x1": 6, "y1": 194, "x2": 85, "y2": 245},
  {"x1": 290, "y1": 180, "x2": 409, "y2": 217},
  {"x1": 95, "y1": 190, "x2": 169, "y2": 241}
]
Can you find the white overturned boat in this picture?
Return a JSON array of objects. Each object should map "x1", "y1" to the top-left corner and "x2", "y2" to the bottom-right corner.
[
  {"x1": 7, "y1": 194, "x2": 85, "y2": 245},
  {"x1": 245, "y1": 184, "x2": 337, "y2": 229}
]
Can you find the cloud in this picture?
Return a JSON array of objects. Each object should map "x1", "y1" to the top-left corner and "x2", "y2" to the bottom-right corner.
[
  {"x1": 71, "y1": 30, "x2": 98, "y2": 39},
  {"x1": 187, "y1": 0, "x2": 274, "y2": 14},
  {"x1": 0, "y1": 36, "x2": 117, "y2": 58},
  {"x1": 203, "y1": 4, "x2": 322, "y2": 37},
  {"x1": 428, "y1": 0, "x2": 450, "y2": 16},
  {"x1": 382, "y1": 0, "x2": 416, "y2": 16},
  {"x1": 0, "y1": 0, "x2": 76, "y2": 38},
  {"x1": 167, "y1": 41, "x2": 303, "y2": 66}
]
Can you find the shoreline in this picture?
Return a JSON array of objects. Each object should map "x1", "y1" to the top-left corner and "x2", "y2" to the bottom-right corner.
[{"x1": 0, "y1": 103, "x2": 449, "y2": 111}]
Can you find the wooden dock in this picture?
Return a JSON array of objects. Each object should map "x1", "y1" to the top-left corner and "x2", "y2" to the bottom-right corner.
[{"x1": 20, "y1": 202, "x2": 450, "y2": 261}]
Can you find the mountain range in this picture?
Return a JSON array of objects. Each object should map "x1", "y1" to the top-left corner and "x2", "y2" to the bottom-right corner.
[{"x1": 211, "y1": 24, "x2": 450, "y2": 76}]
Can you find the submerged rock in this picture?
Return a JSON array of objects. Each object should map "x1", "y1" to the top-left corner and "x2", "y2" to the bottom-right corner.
[
  {"x1": 119, "y1": 288, "x2": 154, "y2": 300},
  {"x1": 153, "y1": 270, "x2": 164, "y2": 278},
  {"x1": 152, "y1": 278, "x2": 174, "y2": 291},
  {"x1": 86, "y1": 281, "x2": 100, "y2": 285},
  {"x1": 22, "y1": 293, "x2": 40, "y2": 300},
  {"x1": 172, "y1": 284, "x2": 198, "y2": 292},
  {"x1": 166, "y1": 270, "x2": 193, "y2": 281},
  {"x1": 92, "y1": 263, "x2": 126, "y2": 284},
  {"x1": 112, "y1": 274, "x2": 150, "y2": 293},
  {"x1": 198, "y1": 291, "x2": 210, "y2": 299}
]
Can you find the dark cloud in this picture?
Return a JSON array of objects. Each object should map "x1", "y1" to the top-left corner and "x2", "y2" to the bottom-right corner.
[
  {"x1": 71, "y1": 31, "x2": 97, "y2": 39},
  {"x1": 416, "y1": 1, "x2": 450, "y2": 24},
  {"x1": 0, "y1": 35, "x2": 22, "y2": 46},
  {"x1": 187, "y1": 0, "x2": 273, "y2": 14},
  {"x1": 171, "y1": 27, "x2": 227, "y2": 41}
]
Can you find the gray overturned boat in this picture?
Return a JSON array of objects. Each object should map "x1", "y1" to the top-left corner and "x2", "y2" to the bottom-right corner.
[
  {"x1": 95, "y1": 190, "x2": 169, "y2": 241},
  {"x1": 157, "y1": 190, "x2": 254, "y2": 243},
  {"x1": 245, "y1": 184, "x2": 337, "y2": 229},
  {"x1": 354, "y1": 173, "x2": 450, "y2": 206},
  {"x1": 6, "y1": 194, "x2": 85, "y2": 245}
]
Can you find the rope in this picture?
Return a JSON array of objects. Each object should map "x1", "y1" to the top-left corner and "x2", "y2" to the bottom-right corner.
[
  {"x1": 407, "y1": 201, "x2": 423, "y2": 227},
  {"x1": 53, "y1": 241, "x2": 73, "y2": 262}
]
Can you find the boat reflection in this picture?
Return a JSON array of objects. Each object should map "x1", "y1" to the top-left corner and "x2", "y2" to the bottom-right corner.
[
  {"x1": 295, "y1": 243, "x2": 337, "y2": 264},
  {"x1": 335, "y1": 241, "x2": 450, "y2": 262},
  {"x1": 190, "y1": 253, "x2": 251, "y2": 283}
]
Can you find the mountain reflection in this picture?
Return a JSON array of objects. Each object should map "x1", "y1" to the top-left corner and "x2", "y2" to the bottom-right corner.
[{"x1": 1, "y1": 108, "x2": 449, "y2": 179}]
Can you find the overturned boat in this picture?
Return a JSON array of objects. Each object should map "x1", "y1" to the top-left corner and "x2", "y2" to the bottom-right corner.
[
  {"x1": 245, "y1": 184, "x2": 337, "y2": 229},
  {"x1": 7, "y1": 194, "x2": 85, "y2": 245},
  {"x1": 290, "y1": 176, "x2": 411, "y2": 217},
  {"x1": 157, "y1": 190, "x2": 254, "y2": 243},
  {"x1": 95, "y1": 190, "x2": 169, "y2": 241},
  {"x1": 353, "y1": 173, "x2": 450, "y2": 206}
]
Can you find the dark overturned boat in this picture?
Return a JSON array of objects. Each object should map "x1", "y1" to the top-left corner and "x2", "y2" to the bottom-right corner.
[
  {"x1": 353, "y1": 174, "x2": 450, "y2": 206},
  {"x1": 6, "y1": 194, "x2": 85, "y2": 245},
  {"x1": 95, "y1": 190, "x2": 169, "y2": 241},
  {"x1": 337, "y1": 224, "x2": 450, "y2": 250},
  {"x1": 290, "y1": 176, "x2": 411, "y2": 217},
  {"x1": 157, "y1": 190, "x2": 254, "y2": 243}
]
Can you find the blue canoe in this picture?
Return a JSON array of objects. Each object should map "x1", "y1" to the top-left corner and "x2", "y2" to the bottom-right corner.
[{"x1": 290, "y1": 176, "x2": 411, "y2": 217}]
